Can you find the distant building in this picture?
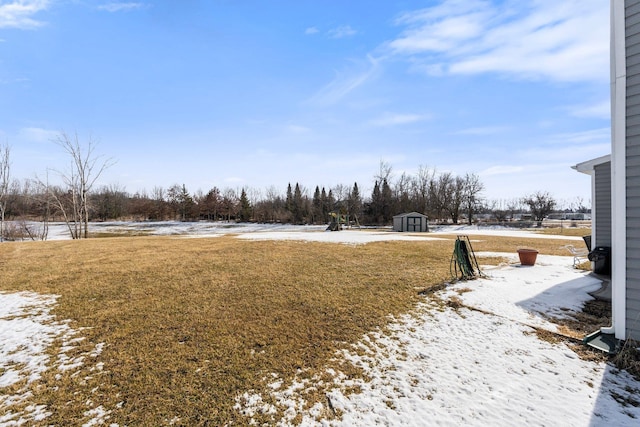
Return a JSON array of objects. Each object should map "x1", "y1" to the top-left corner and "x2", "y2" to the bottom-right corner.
[
  {"x1": 392, "y1": 212, "x2": 429, "y2": 232},
  {"x1": 547, "y1": 212, "x2": 593, "y2": 221}
]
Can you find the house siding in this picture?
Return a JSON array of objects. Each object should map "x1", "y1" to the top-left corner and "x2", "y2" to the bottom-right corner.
[
  {"x1": 594, "y1": 162, "x2": 612, "y2": 247},
  {"x1": 626, "y1": 0, "x2": 640, "y2": 341}
]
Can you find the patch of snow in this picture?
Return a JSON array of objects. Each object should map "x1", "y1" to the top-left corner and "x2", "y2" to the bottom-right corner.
[
  {"x1": 454, "y1": 253, "x2": 604, "y2": 328},
  {"x1": 234, "y1": 255, "x2": 640, "y2": 426},
  {"x1": 236, "y1": 229, "x2": 446, "y2": 245},
  {"x1": 0, "y1": 291, "x2": 113, "y2": 426},
  {"x1": 234, "y1": 392, "x2": 277, "y2": 418},
  {"x1": 82, "y1": 406, "x2": 111, "y2": 427},
  {"x1": 431, "y1": 224, "x2": 585, "y2": 241},
  {"x1": 0, "y1": 292, "x2": 68, "y2": 387},
  {"x1": 328, "y1": 299, "x2": 638, "y2": 426},
  {"x1": 18, "y1": 220, "x2": 589, "y2": 244}
]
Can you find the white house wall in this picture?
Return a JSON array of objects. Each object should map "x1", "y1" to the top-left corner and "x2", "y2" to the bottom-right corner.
[{"x1": 612, "y1": 0, "x2": 627, "y2": 340}]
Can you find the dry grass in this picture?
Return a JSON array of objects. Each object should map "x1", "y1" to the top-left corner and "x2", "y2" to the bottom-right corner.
[
  {"x1": 613, "y1": 340, "x2": 640, "y2": 380},
  {"x1": 0, "y1": 232, "x2": 585, "y2": 425},
  {"x1": 530, "y1": 227, "x2": 592, "y2": 237},
  {"x1": 439, "y1": 233, "x2": 586, "y2": 257}
]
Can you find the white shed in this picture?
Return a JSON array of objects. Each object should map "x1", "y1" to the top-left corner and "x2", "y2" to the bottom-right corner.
[{"x1": 392, "y1": 212, "x2": 429, "y2": 232}]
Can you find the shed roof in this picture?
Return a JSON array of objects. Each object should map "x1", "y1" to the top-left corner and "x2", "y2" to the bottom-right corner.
[{"x1": 393, "y1": 212, "x2": 427, "y2": 219}]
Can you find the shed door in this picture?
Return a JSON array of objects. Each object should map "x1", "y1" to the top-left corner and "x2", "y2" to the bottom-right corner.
[{"x1": 406, "y1": 216, "x2": 422, "y2": 232}]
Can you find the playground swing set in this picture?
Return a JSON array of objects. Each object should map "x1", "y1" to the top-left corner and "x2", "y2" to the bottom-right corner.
[{"x1": 326, "y1": 212, "x2": 361, "y2": 231}]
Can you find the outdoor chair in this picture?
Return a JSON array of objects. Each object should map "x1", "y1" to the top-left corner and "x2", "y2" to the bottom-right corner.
[{"x1": 564, "y1": 244, "x2": 589, "y2": 268}]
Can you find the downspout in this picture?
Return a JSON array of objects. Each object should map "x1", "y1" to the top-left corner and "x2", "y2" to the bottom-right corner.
[
  {"x1": 590, "y1": 167, "x2": 597, "y2": 248},
  {"x1": 608, "y1": 0, "x2": 627, "y2": 340}
]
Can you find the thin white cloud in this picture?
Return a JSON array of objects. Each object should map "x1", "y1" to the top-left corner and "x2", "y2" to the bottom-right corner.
[
  {"x1": 369, "y1": 112, "x2": 431, "y2": 127},
  {"x1": 549, "y1": 128, "x2": 610, "y2": 144},
  {"x1": 454, "y1": 125, "x2": 511, "y2": 136},
  {"x1": 0, "y1": 76, "x2": 29, "y2": 85},
  {"x1": 480, "y1": 165, "x2": 524, "y2": 176},
  {"x1": 19, "y1": 127, "x2": 58, "y2": 143},
  {"x1": 387, "y1": 0, "x2": 608, "y2": 83},
  {"x1": 519, "y1": 143, "x2": 610, "y2": 167},
  {"x1": 223, "y1": 177, "x2": 244, "y2": 184},
  {"x1": 0, "y1": 0, "x2": 50, "y2": 29},
  {"x1": 284, "y1": 124, "x2": 311, "y2": 133},
  {"x1": 98, "y1": 2, "x2": 145, "y2": 13},
  {"x1": 328, "y1": 25, "x2": 357, "y2": 39},
  {"x1": 306, "y1": 55, "x2": 381, "y2": 106},
  {"x1": 305, "y1": 26, "x2": 319, "y2": 35},
  {"x1": 568, "y1": 100, "x2": 610, "y2": 120}
]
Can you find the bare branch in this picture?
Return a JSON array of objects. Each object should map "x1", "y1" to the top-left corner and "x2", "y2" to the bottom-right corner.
[
  {"x1": 52, "y1": 131, "x2": 116, "y2": 238},
  {"x1": 0, "y1": 143, "x2": 11, "y2": 241}
]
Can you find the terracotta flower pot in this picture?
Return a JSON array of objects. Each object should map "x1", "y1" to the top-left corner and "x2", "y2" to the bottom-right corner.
[{"x1": 517, "y1": 249, "x2": 538, "y2": 266}]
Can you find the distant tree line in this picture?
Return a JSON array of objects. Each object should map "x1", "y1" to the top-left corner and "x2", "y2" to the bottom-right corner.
[
  {"x1": 0, "y1": 169, "x2": 488, "y2": 226},
  {"x1": 0, "y1": 136, "x2": 590, "y2": 240}
]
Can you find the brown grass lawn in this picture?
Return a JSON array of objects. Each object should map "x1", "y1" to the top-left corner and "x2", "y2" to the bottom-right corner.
[
  {"x1": 529, "y1": 226, "x2": 592, "y2": 237},
  {"x1": 0, "y1": 232, "x2": 587, "y2": 425}
]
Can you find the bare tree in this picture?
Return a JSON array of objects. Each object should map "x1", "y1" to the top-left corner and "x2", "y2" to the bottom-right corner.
[
  {"x1": 522, "y1": 191, "x2": 557, "y2": 226},
  {"x1": 375, "y1": 160, "x2": 393, "y2": 185},
  {"x1": 430, "y1": 172, "x2": 454, "y2": 222},
  {"x1": 571, "y1": 196, "x2": 590, "y2": 213},
  {"x1": 94, "y1": 183, "x2": 128, "y2": 220},
  {"x1": 411, "y1": 165, "x2": 435, "y2": 215},
  {"x1": 487, "y1": 199, "x2": 511, "y2": 222},
  {"x1": 0, "y1": 143, "x2": 9, "y2": 241},
  {"x1": 462, "y1": 173, "x2": 484, "y2": 225},
  {"x1": 29, "y1": 176, "x2": 51, "y2": 240},
  {"x1": 447, "y1": 176, "x2": 465, "y2": 224},
  {"x1": 222, "y1": 188, "x2": 238, "y2": 221},
  {"x1": 331, "y1": 183, "x2": 350, "y2": 215},
  {"x1": 394, "y1": 172, "x2": 411, "y2": 213},
  {"x1": 53, "y1": 132, "x2": 115, "y2": 238}
]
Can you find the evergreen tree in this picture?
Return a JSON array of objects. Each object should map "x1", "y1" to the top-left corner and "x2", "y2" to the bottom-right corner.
[
  {"x1": 348, "y1": 182, "x2": 362, "y2": 221},
  {"x1": 327, "y1": 189, "x2": 335, "y2": 217},
  {"x1": 381, "y1": 178, "x2": 393, "y2": 223},
  {"x1": 239, "y1": 188, "x2": 252, "y2": 222},
  {"x1": 286, "y1": 183, "x2": 293, "y2": 215},
  {"x1": 293, "y1": 183, "x2": 304, "y2": 223},
  {"x1": 312, "y1": 186, "x2": 322, "y2": 224},
  {"x1": 321, "y1": 187, "x2": 329, "y2": 223},
  {"x1": 369, "y1": 180, "x2": 382, "y2": 224},
  {"x1": 202, "y1": 187, "x2": 221, "y2": 221},
  {"x1": 167, "y1": 184, "x2": 195, "y2": 221}
]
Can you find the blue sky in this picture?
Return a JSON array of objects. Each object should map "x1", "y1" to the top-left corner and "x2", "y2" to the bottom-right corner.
[{"x1": 0, "y1": 0, "x2": 609, "y2": 205}]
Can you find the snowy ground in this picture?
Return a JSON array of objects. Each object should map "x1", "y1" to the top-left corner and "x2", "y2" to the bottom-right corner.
[
  {"x1": 234, "y1": 252, "x2": 640, "y2": 426},
  {"x1": 3, "y1": 223, "x2": 638, "y2": 426},
  {"x1": 36, "y1": 221, "x2": 331, "y2": 240},
  {"x1": 0, "y1": 292, "x2": 105, "y2": 426},
  {"x1": 18, "y1": 220, "x2": 586, "y2": 242}
]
